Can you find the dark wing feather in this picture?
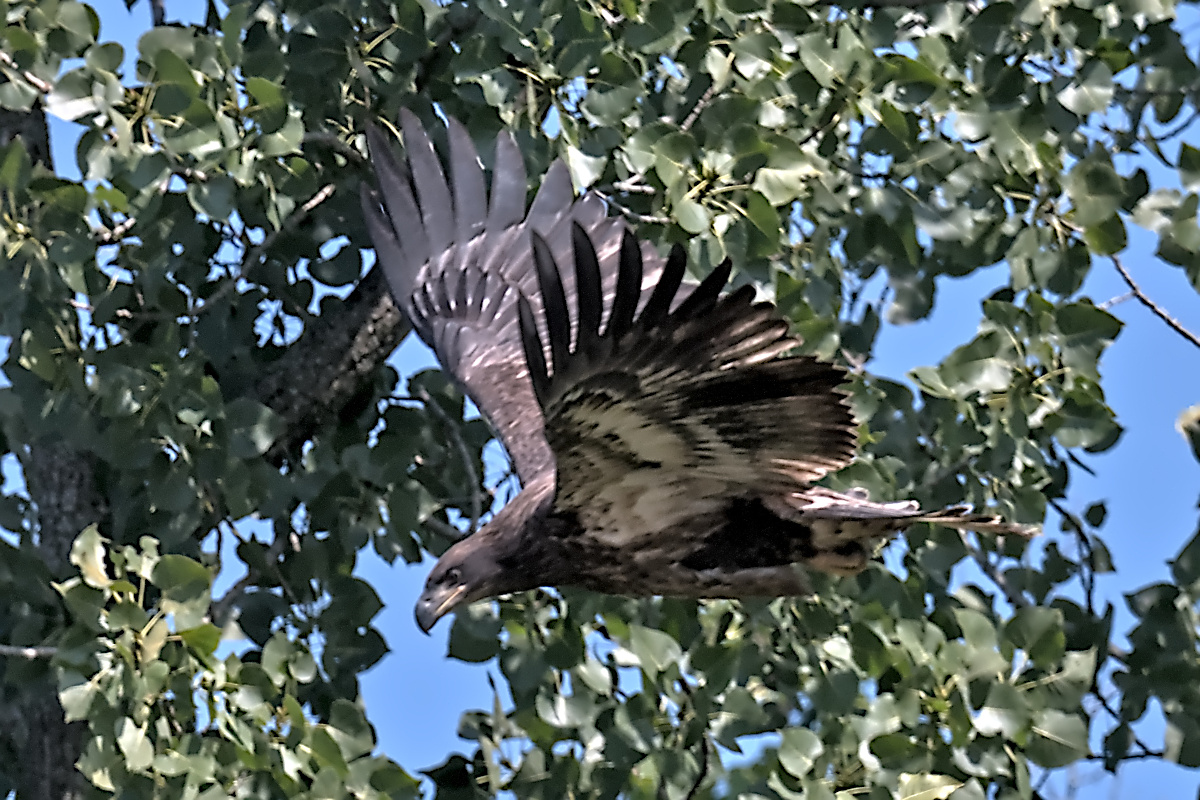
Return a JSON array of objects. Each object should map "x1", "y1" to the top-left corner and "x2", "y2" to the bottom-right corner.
[
  {"x1": 571, "y1": 224, "x2": 603, "y2": 358},
  {"x1": 531, "y1": 233, "x2": 571, "y2": 378},
  {"x1": 519, "y1": 226, "x2": 859, "y2": 541},
  {"x1": 362, "y1": 112, "x2": 669, "y2": 485},
  {"x1": 606, "y1": 232, "x2": 643, "y2": 343}
]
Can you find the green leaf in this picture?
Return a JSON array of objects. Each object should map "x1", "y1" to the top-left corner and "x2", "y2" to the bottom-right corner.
[
  {"x1": 226, "y1": 398, "x2": 286, "y2": 458},
  {"x1": 628, "y1": 624, "x2": 682, "y2": 676},
  {"x1": 307, "y1": 726, "x2": 349, "y2": 774},
  {"x1": 1180, "y1": 143, "x2": 1200, "y2": 193},
  {"x1": 1084, "y1": 502, "x2": 1108, "y2": 528},
  {"x1": 1170, "y1": 523, "x2": 1200, "y2": 594},
  {"x1": 1179, "y1": 404, "x2": 1200, "y2": 462},
  {"x1": 447, "y1": 604, "x2": 501, "y2": 663},
  {"x1": 797, "y1": 31, "x2": 839, "y2": 87},
  {"x1": 70, "y1": 525, "x2": 110, "y2": 589},
  {"x1": 753, "y1": 166, "x2": 812, "y2": 205},
  {"x1": 1057, "y1": 61, "x2": 1114, "y2": 116},
  {"x1": 116, "y1": 717, "x2": 154, "y2": 772},
  {"x1": 59, "y1": 679, "x2": 98, "y2": 722},
  {"x1": 1084, "y1": 214, "x2": 1127, "y2": 255},
  {"x1": 1003, "y1": 607, "x2": 1065, "y2": 666},
  {"x1": 1066, "y1": 158, "x2": 1124, "y2": 227},
  {"x1": 329, "y1": 699, "x2": 375, "y2": 759},
  {"x1": 974, "y1": 683, "x2": 1030, "y2": 739},
  {"x1": 535, "y1": 689, "x2": 595, "y2": 729},
  {"x1": 187, "y1": 175, "x2": 236, "y2": 220},
  {"x1": 936, "y1": 332, "x2": 1014, "y2": 398},
  {"x1": 0, "y1": 140, "x2": 32, "y2": 192},
  {"x1": 565, "y1": 145, "x2": 607, "y2": 188},
  {"x1": 778, "y1": 727, "x2": 823, "y2": 777},
  {"x1": 674, "y1": 198, "x2": 710, "y2": 234},
  {"x1": 1053, "y1": 302, "x2": 1122, "y2": 379},
  {"x1": 1027, "y1": 710, "x2": 1088, "y2": 767},
  {"x1": 178, "y1": 623, "x2": 220, "y2": 656},
  {"x1": 897, "y1": 774, "x2": 963, "y2": 800},
  {"x1": 1046, "y1": 390, "x2": 1121, "y2": 450},
  {"x1": 151, "y1": 554, "x2": 210, "y2": 601},
  {"x1": 151, "y1": 554, "x2": 211, "y2": 629}
]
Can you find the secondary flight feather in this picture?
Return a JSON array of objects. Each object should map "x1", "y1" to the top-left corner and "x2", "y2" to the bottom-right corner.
[{"x1": 360, "y1": 112, "x2": 1035, "y2": 633}]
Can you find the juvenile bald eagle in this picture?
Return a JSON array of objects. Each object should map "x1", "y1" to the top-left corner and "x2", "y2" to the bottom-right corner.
[{"x1": 361, "y1": 112, "x2": 1033, "y2": 633}]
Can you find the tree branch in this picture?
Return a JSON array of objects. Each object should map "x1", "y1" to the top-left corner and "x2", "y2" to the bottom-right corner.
[
  {"x1": 1111, "y1": 253, "x2": 1200, "y2": 350},
  {"x1": 423, "y1": 516, "x2": 470, "y2": 543},
  {"x1": 302, "y1": 131, "x2": 368, "y2": 167},
  {"x1": 136, "y1": 183, "x2": 337, "y2": 322},
  {"x1": 256, "y1": 268, "x2": 409, "y2": 458},
  {"x1": 416, "y1": 387, "x2": 484, "y2": 534},
  {"x1": 832, "y1": 0, "x2": 977, "y2": 7},
  {"x1": 592, "y1": 191, "x2": 671, "y2": 225},
  {"x1": 250, "y1": 7, "x2": 489, "y2": 457},
  {"x1": 0, "y1": 50, "x2": 53, "y2": 94},
  {"x1": 680, "y1": 84, "x2": 717, "y2": 133},
  {"x1": 0, "y1": 644, "x2": 57, "y2": 659}
]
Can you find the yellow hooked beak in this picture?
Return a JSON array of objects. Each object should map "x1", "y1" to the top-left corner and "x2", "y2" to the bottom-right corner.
[{"x1": 414, "y1": 583, "x2": 467, "y2": 634}]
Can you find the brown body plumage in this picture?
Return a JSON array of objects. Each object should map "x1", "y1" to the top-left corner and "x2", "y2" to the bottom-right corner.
[{"x1": 360, "y1": 112, "x2": 1035, "y2": 633}]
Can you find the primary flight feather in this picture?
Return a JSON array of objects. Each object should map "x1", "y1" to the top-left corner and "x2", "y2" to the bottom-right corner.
[{"x1": 360, "y1": 112, "x2": 1035, "y2": 633}]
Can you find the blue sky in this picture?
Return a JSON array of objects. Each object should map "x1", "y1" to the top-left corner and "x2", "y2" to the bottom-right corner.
[{"x1": 38, "y1": 1, "x2": 1200, "y2": 796}]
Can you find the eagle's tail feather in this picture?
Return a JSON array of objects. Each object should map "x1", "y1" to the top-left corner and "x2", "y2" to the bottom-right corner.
[
  {"x1": 909, "y1": 507, "x2": 1038, "y2": 537},
  {"x1": 772, "y1": 486, "x2": 1037, "y2": 538}
]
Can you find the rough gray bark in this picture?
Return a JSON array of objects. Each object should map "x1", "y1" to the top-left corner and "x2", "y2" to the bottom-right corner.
[
  {"x1": 0, "y1": 105, "x2": 91, "y2": 800},
  {"x1": 0, "y1": 104, "x2": 408, "y2": 797},
  {"x1": 256, "y1": 268, "x2": 409, "y2": 457}
]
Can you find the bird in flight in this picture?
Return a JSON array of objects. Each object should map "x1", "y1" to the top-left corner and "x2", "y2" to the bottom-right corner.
[{"x1": 361, "y1": 111, "x2": 1034, "y2": 633}]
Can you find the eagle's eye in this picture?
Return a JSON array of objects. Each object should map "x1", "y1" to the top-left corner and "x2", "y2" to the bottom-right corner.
[{"x1": 445, "y1": 567, "x2": 462, "y2": 585}]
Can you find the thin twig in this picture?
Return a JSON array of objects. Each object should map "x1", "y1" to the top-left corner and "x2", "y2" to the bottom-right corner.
[
  {"x1": 593, "y1": 191, "x2": 671, "y2": 225},
  {"x1": 0, "y1": 643, "x2": 57, "y2": 659},
  {"x1": 424, "y1": 515, "x2": 470, "y2": 542},
  {"x1": 1049, "y1": 497, "x2": 1096, "y2": 616},
  {"x1": 93, "y1": 216, "x2": 138, "y2": 244},
  {"x1": 962, "y1": 536, "x2": 1030, "y2": 609},
  {"x1": 603, "y1": 178, "x2": 656, "y2": 195},
  {"x1": 1090, "y1": 683, "x2": 1159, "y2": 757},
  {"x1": 416, "y1": 387, "x2": 483, "y2": 534},
  {"x1": 302, "y1": 131, "x2": 368, "y2": 166},
  {"x1": 680, "y1": 84, "x2": 718, "y2": 133},
  {"x1": 1111, "y1": 253, "x2": 1200, "y2": 350},
  {"x1": 209, "y1": 573, "x2": 257, "y2": 625},
  {"x1": 684, "y1": 731, "x2": 710, "y2": 800},
  {"x1": 1098, "y1": 291, "x2": 1133, "y2": 310},
  {"x1": 677, "y1": 678, "x2": 710, "y2": 800},
  {"x1": 1084, "y1": 749, "x2": 1165, "y2": 762},
  {"x1": 963, "y1": 530, "x2": 1130, "y2": 663},
  {"x1": 133, "y1": 183, "x2": 337, "y2": 321},
  {"x1": 0, "y1": 50, "x2": 53, "y2": 94},
  {"x1": 209, "y1": 523, "x2": 292, "y2": 623},
  {"x1": 833, "y1": 0, "x2": 978, "y2": 7}
]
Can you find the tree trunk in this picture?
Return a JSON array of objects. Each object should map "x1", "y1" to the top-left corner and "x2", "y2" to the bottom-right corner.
[
  {"x1": 0, "y1": 105, "x2": 92, "y2": 800},
  {"x1": 0, "y1": 101, "x2": 407, "y2": 796}
]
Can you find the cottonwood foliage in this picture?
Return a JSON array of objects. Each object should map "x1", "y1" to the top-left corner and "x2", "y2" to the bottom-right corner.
[{"x1": 1, "y1": 0, "x2": 1199, "y2": 797}]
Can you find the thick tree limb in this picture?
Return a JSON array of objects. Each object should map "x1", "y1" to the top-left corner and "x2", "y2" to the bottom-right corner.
[{"x1": 255, "y1": 267, "x2": 409, "y2": 457}]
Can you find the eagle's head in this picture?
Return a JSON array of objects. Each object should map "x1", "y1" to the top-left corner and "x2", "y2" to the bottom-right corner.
[
  {"x1": 414, "y1": 474, "x2": 561, "y2": 633},
  {"x1": 414, "y1": 534, "x2": 508, "y2": 633}
]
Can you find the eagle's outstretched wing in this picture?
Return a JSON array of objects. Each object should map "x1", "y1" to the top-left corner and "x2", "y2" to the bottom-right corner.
[
  {"x1": 518, "y1": 223, "x2": 860, "y2": 538},
  {"x1": 518, "y1": 224, "x2": 1034, "y2": 571},
  {"x1": 361, "y1": 111, "x2": 664, "y2": 485}
]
